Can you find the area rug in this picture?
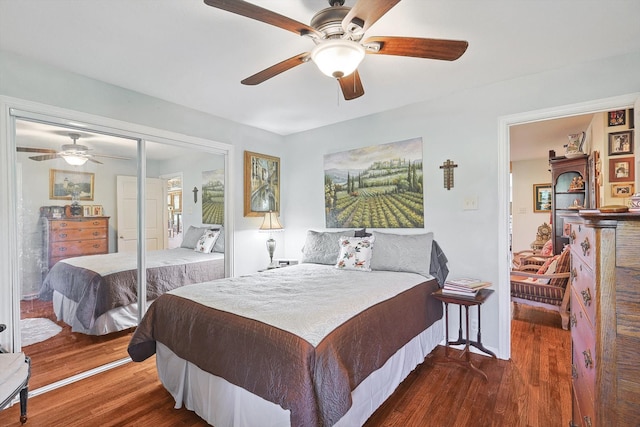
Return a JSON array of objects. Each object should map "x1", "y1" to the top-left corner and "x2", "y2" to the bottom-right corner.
[{"x1": 21, "y1": 318, "x2": 63, "y2": 347}]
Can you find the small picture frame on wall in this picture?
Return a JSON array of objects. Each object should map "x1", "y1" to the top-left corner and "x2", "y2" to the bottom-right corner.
[
  {"x1": 609, "y1": 157, "x2": 635, "y2": 183},
  {"x1": 92, "y1": 205, "x2": 103, "y2": 216},
  {"x1": 611, "y1": 182, "x2": 634, "y2": 198},
  {"x1": 533, "y1": 183, "x2": 552, "y2": 213},
  {"x1": 83, "y1": 205, "x2": 92, "y2": 217},
  {"x1": 608, "y1": 131, "x2": 633, "y2": 156},
  {"x1": 607, "y1": 110, "x2": 626, "y2": 127}
]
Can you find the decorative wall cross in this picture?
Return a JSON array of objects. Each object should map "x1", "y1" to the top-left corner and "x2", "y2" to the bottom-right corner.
[
  {"x1": 193, "y1": 186, "x2": 199, "y2": 203},
  {"x1": 439, "y1": 159, "x2": 458, "y2": 190}
]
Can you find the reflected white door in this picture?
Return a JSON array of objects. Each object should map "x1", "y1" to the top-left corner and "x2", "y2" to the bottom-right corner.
[{"x1": 116, "y1": 176, "x2": 168, "y2": 252}]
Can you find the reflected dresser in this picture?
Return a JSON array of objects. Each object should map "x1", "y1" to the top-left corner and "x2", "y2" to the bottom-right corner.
[
  {"x1": 42, "y1": 216, "x2": 109, "y2": 272},
  {"x1": 564, "y1": 211, "x2": 640, "y2": 427}
]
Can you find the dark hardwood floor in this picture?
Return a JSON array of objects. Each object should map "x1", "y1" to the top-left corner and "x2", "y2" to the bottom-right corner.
[{"x1": 2, "y1": 302, "x2": 571, "y2": 427}]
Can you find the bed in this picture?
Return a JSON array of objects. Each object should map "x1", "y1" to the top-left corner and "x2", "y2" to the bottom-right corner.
[
  {"x1": 39, "y1": 226, "x2": 226, "y2": 335},
  {"x1": 128, "y1": 230, "x2": 449, "y2": 427}
]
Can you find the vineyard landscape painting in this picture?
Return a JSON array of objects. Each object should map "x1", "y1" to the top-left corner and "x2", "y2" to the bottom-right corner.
[
  {"x1": 324, "y1": 138, "x2": 424, "y2": 228},
  {"x1": 202, "y1": 169, "x2": 224, "y2": 225}
]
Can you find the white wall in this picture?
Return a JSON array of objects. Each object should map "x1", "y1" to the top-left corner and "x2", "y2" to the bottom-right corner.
[{"x1": 511, "y1": 158, "x2": 552, "y2": 252}]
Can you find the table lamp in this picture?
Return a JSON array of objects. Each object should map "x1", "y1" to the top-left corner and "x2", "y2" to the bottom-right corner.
[{"x1": 259, "y1": 211, "x2": 283, "y2": 268}]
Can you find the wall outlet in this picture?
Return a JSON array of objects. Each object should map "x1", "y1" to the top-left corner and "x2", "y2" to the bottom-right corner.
[
  {"x1": 470, "y1": 318, "x2": 479, "y2": 333},
  {"x1": 463, "y1": 195, "x2": 478, "y2": 210}
]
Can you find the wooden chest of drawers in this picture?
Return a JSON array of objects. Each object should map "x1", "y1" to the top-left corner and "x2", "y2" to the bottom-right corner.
[
  {"x1": 42, "y1": 216, "x2": 110, "y2": 270},
  {"x1": 564, "y1": 212, "x2": 640, "y2": 427}
]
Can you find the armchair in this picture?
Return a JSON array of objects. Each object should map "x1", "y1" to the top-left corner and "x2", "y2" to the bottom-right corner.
[
  {"x1": 510, "y1": 246, "x2": 571, "y2": 330},
  {"x1": 0, "y1": 324, "x2": 31, "y2": 424}
]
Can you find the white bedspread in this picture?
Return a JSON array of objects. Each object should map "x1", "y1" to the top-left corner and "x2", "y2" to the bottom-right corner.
[
  {"x1": 169, "y1": 263, "x2": 433, "y2": 347},
  {"x1": 61, "y1": 247, "x2": 223, "y2": 276}
]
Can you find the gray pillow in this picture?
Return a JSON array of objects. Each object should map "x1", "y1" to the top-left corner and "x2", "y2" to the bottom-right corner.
[
  {"x1": 213, "y1": 226, "x2": 225, "y2": 253},
  {"x1": 181, "y1": 226, "x2": 219, "y2": 249},
  {"x1": 301, "y1": 230, "x2": 353, "y2": 265},
  {"x1": 370, "y1": 231, "x2": 434, "y2": 278}
]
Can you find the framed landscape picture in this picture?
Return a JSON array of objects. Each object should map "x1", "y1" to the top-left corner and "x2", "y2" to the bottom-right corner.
[
  {"x1": 244, "y1": 151, "x2": 280, "y2": 217},
  {"x1": 49, "y1": 169, "x2": 94, "y2": 201},
  {"x1": 533, "y1": 183, "x2": 552, "y2": 213},
  {"x1": 323, "y1": 138, "x2": 424, "y2": 228}
]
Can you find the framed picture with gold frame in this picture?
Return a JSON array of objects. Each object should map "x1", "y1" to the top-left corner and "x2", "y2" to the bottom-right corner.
[
  {"x1": 611, "y1": 182, "x2": 634, "y2": 198},
  {"x1": 49, "y1": 169, "x2": 94, "y2": 201},
  {"x1": 244, "y1": 151, "x2": 280, "y2": 217},
  {"x1": 533, "y1": 183, "x2": 552, "y2": 213}
]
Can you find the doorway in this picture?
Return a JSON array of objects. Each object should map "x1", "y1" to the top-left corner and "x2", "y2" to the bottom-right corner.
[{"x1": 498, "y1": 93, "x2": 639, "y2": 359}]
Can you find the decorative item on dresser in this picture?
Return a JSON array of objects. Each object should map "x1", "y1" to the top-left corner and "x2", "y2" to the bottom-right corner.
[
  {"x1": 549, "y1": 152, "x2": 589, "y2": 255},
  {"x1": 563, "y1": 211, "x2": 640, "y2": 426},
  {"x1": 41, "y1": 212, "x2": 109, "y2": 272}
]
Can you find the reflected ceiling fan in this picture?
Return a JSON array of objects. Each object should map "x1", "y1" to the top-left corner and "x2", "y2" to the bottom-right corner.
[
  {"x1": 204, "y1": 0, "x2": 468, "y2": 100},
  {"x1": 17, "y1": 133, "x2": 131, "y2": 166}
]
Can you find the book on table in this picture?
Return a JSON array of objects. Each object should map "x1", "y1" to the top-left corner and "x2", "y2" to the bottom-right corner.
[{"x1": 442, "y1": 278, "x2": 491, "y2": 296}]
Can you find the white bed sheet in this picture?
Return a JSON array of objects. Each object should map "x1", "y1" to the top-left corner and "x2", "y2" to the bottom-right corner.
[
  {"x1": 156, "y1": 318, "x2": 443, "y2": 427},
  {"x1": 53, "y1": 291, "x2": 150, "y2": 335}
]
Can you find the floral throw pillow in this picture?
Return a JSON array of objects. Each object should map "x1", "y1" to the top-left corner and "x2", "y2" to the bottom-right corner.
[
  {"x1": 335, "y1": 236, "x2": 375, "y2": 271},
  {"x1": 194, "y1": 230, "x2": 220, "y2": 253}
]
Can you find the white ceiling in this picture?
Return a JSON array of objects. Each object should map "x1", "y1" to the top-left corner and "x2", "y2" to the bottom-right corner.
[{"x1": 2, "y1": 0, "x2": 640, "y2": 139}]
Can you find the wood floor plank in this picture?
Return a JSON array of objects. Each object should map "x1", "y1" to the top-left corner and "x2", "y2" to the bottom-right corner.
[{"x1": 2, "y1": 303, "x2": 571, "y2": 426}]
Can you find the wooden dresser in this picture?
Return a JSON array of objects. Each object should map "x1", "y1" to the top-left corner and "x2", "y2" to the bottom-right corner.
[
  {"x1": 42, "y1": 216, "x2": 110, "y2": 271},
  {"x1": 564, "y1": 211, "x2": 640, "y2": 426}
]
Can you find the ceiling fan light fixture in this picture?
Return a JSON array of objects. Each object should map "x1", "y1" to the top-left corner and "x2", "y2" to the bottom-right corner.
[
  {"x1": 60, "y1": 153, "x2": 89, "y2": 166},
  {"x1": 311, "y1": 39, "x2": 365, "y2": 79}
]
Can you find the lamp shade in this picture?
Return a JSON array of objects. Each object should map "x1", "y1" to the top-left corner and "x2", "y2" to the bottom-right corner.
[
  {"x1": 259, "y1": 211, "x2": 283, "y2": 231},
  {"x1": 311, "y1": 39, "x2": 365, "y2": 79}
]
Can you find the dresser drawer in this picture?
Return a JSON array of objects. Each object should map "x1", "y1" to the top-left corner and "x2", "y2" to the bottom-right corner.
[
  {"x1": 570, "y1": 256, "x2": 596, "y2": 328},
  {"x1": 50, "y1": 218, "x2": 108, "y2": 231},
  {"x1": 569, "y1": 221, "x2": 594, "y2": 269},
  {"x1": 572, "y1": 364, "x2": 596, "y2": 427},
  {"x1": 49, "y1": 227, "x2": 108, "y2": 242},
  {"x1": 50, "y1": 239, "x2": 108, "y2": 258},
  {"x1": 570, "y1": 288, "x2": 596, "y2": 398}
]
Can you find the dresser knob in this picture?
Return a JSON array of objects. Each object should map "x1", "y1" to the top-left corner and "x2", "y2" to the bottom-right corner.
[
  {"x1": 93, "y1": 244, "x2": 100, "y2": 248},
  {"x1": 571, "y1": 268, "x2": 577, "y2": 282},
  {"x1": 59, "y1": 233, "x2": 67, "y2": 238},
  {"x1": 571, "y1": 364, "x2": 578, "y2": 379},
  {"x1": 570, "y1": 314, "x2": 577, "y2": 327},
  {"x1": 583, "y1": 416, "x2": 592, "y2": 427},
  {"x1": 92, "y1": 232, "x2": 99, "y2": 236},
  {"x1": 580, "y1": 237, "x2": 590, "y2": 257},
  {"x1": 581, "y1": 288, "x2": 592, "y2": 306},
  {"x1": 582, "y1": 349, "x2": 593, "y2": 369},
  {"x1": 59, "y1": 247, "x2": 66, "y2": 252},
  {"x1": 570, "y1": 230, "x2": 577, "y2": 243}
]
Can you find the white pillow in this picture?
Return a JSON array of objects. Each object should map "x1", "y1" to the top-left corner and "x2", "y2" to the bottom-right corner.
[
  {"x1": 335, "y1": 236, "x2": 375, "y2": 271},
  {"x1": 194, "y1": 229, "x2": 221, "y2": 253}
]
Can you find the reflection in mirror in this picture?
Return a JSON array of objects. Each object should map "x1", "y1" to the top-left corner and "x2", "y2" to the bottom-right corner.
[
  {"x1": 16, "y1": 119, "x2": 139, "y2": 390},
  {"x1": 15, "y1": 119, "x2": 228, "y2": 393},
  {"x1": 144, "y1": 141, "x2": 226, "y2": 315}
]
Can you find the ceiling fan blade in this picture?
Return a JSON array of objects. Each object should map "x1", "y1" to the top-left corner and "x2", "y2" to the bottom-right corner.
[
  {"x1": 364, "y1": 36, "x2": 468, "y2": 61},
  {"x1": 88, "y1": 158, "x2": 103, "y2": 164},
  {"x1": 28, "y1": 154, "x2": 60, "y2": 161},
  {"x1": 342, "y1": 0, "x2": 401, "y2": 34},
  {"x1": 92, "y1": 154, "x2": 131, "y2": 160},
  {"x1": 338, "y1": 70, "x2": 365, "y2": 101},
  {"x1": 241, "y1": 53, "x2": 309, "y2": 85},
  {"x1": 203, "y1": 0, "x2": 322, "y2": 38},
  {"x1": 17, "y1": 147, "x2": 57, "y2": 154}
]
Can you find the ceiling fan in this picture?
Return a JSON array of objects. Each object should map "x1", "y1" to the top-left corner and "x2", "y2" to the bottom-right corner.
[
  {"x1": 17, "y1": 133, "x2": 131, "y2": 166},
  {"x1": 203, "y1": 0, "x2": 468, "y2": 100}
]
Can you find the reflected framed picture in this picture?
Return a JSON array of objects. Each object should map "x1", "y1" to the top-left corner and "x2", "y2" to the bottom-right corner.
[
  {"x1": 92, "y1": 205, "x2": 104, "y2": 216},
  {"x1": 533, "y1": 183, "x2": 552, "y2": 213},
  {"x1": 83, "y1": 206, "x2": 92, "y2": 217},
  {"x1": 611, "y1": 182, "x2": 634, "y2": 198},
  {"x1": 49, "y1": 169, "x2": 95, "y2": 201},
  {"x1": 244, "y1": 151, "x2": 280, "y2": 217},
  {"x1": 609, "y1": 157, "x2": 635, "y2": 183},
  {"x1": 608, "y1": 131, "x2": 634, "y2": 156}
]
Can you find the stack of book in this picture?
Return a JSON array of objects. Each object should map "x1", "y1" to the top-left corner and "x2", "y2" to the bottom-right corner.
[{"x1": 442, "y1": 278, "x2": 492, "y2": 297}]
